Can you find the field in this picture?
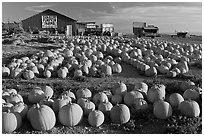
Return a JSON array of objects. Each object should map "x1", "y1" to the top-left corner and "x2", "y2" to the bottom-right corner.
[{"x1": 2, "y1": 33, "x2": 202, "y2": 134}]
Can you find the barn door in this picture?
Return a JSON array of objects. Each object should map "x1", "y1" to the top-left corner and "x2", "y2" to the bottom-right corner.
[{"x1": 66, "y1": 25, "x2": 72, "y2": 36}]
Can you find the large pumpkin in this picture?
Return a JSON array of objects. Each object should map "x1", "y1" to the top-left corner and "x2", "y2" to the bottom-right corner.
[
  {"x1": 124, "y1": 91, "x2": 144, "y2": 107},
  {"x1": 77, "y1": 98, "x2": 95, "y2": 116},
  {"x1": 134, "y1": 82, "x2": 148, "y2": 95},
  {"x1": 110, "y1": 104, "x2": 130, "y2": 124},
  {"x1": 180, "y1": 80, "x2": 195, "y2": 92},
  {"x1": 145, "y1": 66, "x2": 157, "y2": 77},
  {"x1": 169, "y1": 93, "x2": 184, "y2": 108},
  {"x1": 147, "y1": 84, "x2": 166, "y2": 103},
  {"x1": 153, "y1": 100, "x2": 172, "y2": 119},
  {"x1": 93, "y1": 92, "x2": 109, "y2": 107},
  {"x1": 29, "y1": 104, "x2": 56, "y2": 131},
  {"x1": 178, "y1": 100, "x2": 200, "y2": 117},
  {"x1": 2, "y1": 109, "x2": 22, "y2": 133},
  {"x1": 58, "y1": 103, "x2": 83, "y2": 127},
  {"x1": 88, "y1": 110, "x2": 104, "y2": 127},
  {"x1": 76, "y1": 88, "x2": 92, "y2": 99}
]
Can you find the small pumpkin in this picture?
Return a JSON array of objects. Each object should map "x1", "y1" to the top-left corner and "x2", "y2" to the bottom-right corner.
[
  {"x1": 2, "y1": 91, "x2": 10, "y2": 100},
  {"x1": 76, "y1": 88, "x2": 92, "y2": 99},
  {"x1": 124, "y1": 91, "x2": 144, "y2": 107},
  {"x1": 147, "y1": 84, "x2": 166, "y2": 103},
  {"x1": 58, "y1": 102, "x2": 83, "y2": 127},
  {"x1": 145, "y1": 66, "x2": 157, "y2": 77},
  {"x1": 41, "y1": 85, "x2": 54, "y2": 99},
  {"x1": 23, "y1": 70, "x2": 35, "y2": 79},
  {"x1": 179, "y1": 100, "x2": 200, "y2": 117},
  {"x1": 169, "y1": 93, "x2": 184, "y2": 108},
  {"x1": 183, "y1": 88, "x2": 200, "y2": 100},
  {"x1": 111, "y1": 94, "x2": 123, "y2": 105},
  {"x1": 153, "y1": 100, "x2": 172, "y2": 119},
  {"x1": 2, "y1": 65, "x2": 10, "y2": 77},
  {"x1": 98, "y1": 100, "x2": 113, "y2": 116},
  {"x1": 134, "y1": 82, "x2": 148, "y2": 94},
  {"x1": 43, "y1": 69, "x2": 52, "y2": 78},
  {"x1": 52, "y1": 96, "x2": 72, "y2": 113},
  {"x1": 113, "y1": 81, "x2": 127, "y2": 97},
  {"x1": 93, "y1": 92, "x2": 109, "y2": 107},
  {"x1": 10, "y1": 102, "x2": 28, "y2": 118},
  {"x1": 29, "y1": 103, "x2": 56, "y2": 131},
  {"x1": 88, "y1": 110, "x2": 104, "y2": 127},
  {"x1": 112, "y1": 63, "x2": 122, "y2": 73},
  {"x1": 77, "y1": 98, "x2": 95, "y2": 116},
  {"x1": 2, "y1": 103, "x2": 14, "y2": 112},
  {"x1": 180, "y1": 80, "x2": 195, "y2": 92},
  {"x1": 5, "y1": 88, "x2": 18, "y2": 94},
  {"x1": 28, "y1": 87, "x2": 45, "y2": 104},
  {"x1": 134, "y1": 98, "x2": 148, "y2": 111},
  {"x1": 57, "y1": 68, "x2": 67, "y2": 78},
  {"x1": 6, "y1": 93, "x2": 23, "y2": 105},
  {"x1": 110, "y1": 104, "x2": 130, "y2": 124},
  {"x1": 60, "y1": 90, "x2": 76, "y2": 102},
  {"x1": 74, "y1": 69, "x2": 83, "y2": 78},
  {"x1": 2, "y1": 109, "x2": 22, "y2": 133}
]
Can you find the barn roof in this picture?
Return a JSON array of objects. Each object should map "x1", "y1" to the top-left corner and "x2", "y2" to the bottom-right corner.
[{"x1": 22, "y1": 9, "x2": 77, "y2": 22}]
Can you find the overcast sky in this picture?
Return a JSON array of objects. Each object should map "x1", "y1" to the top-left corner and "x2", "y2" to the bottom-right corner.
[{"x1": 2, "y1": 2, "x2": 202, "y2": 34}]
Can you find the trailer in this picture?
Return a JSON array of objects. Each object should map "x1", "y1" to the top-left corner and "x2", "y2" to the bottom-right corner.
[{"x1": 133, "y1": 22, "x2": 146, "y2": 37}]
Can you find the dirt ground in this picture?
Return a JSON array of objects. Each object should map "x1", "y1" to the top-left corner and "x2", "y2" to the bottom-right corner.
[{"x1": 2, "y1": 35, "x2": 202, "y2": 134}]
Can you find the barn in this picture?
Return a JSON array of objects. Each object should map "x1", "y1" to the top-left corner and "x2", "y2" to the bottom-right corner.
[{"x1": 22, "y1": 9, "x2": 77, "y2": 35}]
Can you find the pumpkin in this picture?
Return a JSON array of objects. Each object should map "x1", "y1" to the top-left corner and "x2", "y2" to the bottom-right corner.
[
  {"x1": 166, "y1": 70, "x2": 177, "y2": 78},
  {"x1": 74, "y1": 69, "x2": 83, "y2": 78},
  {"x1": 77, "y1": 98, "x2": 95, "y2": 116},
  {"x1": 147, "y1": 84, "x2": 166, "y2": 103},
  {"x1": 89, "y1": 65, "x2": 98, "y2": 77},
  {"x1": 81, "y1": 64, "x2": 89, "y2": 75},
  {"x1": 41, "y1": 85, "x2": 54, "y2": 99},
  {"x1": 169, "y1": 93, "x2": 184, "y2": 108},
  {"x1": 2, "y1": 91, "x2": 10, "y2": 100},
  {"x1": 88, "y1": 110, "x2": 104, "y2": 127},
  {"x1": 76, "y1": 88, "x2": 92, "y2": 99},
  {"x1": 52, "y1": 96, "x2": 72, "y2": 113},
  {"x1": 153, "y1": 100, "x2": 172, "y2": 119},
  {"x1": 134, "y1": 82, "x2": 148, "y2": 94},
  {"x1": 93, "y1": 92, "x2": 109, "y2": 107},
  {"x1": 58, "y1": 103, "x2": 83, "y2": 127},
  {"x1": 2, "y1": 109, "x2": 22, "y2": 133},
  {"x1": 180, "y1": 80, "x2": 195, "y2": 92},
  {"x1": 124, "y1": 90, "x2": 144, "y2": 107},
  {"x1": 113, "y1": 81, "x2": 127, "y2": 97},
  {"x1": 110, "y1": 104, "x2": 130, "y2": 124},
  {"x1": 6, "y1": 93, "x2": 23, "y2": 105},
  {"x1": 2, "y1": 103, "x2": 14, "y2": 112},
  {"x1": 58, "y1": 68, "x2": 67, "y2": 78},
  {"x1": 43, "y1": 69, "x2": 52, "y2": 78},
  {"x1": 2, "y1": 65, "x2": 10, "y2": 77},
  {"x1": 98, "y1": 101, "x2": 113, "y2": 116},
  {"x1": 2, "y1": 99, "x2": 6, "y2": 104},
  {"x1": 112, "y1": 63, "x2": 122, "y2": 73},
  {"x1": 28, "y1": 87, "x2": 45, "y2": 104},
  {"x1": 134, "y1": 98, "x2": 148, "y2": 111},
  {"x1": 102, "y1": 64, "x2": 112, "y2": 76},
  {"x1": 37, "y1": 64, "x2": 45, "y2": 72},
  {"x1": 145, "y1": 66, "x2": 157, "y2": 77},
  {"x1": 10, "y1": 67, "x2": 23, "y2": 78},
  {"x1": 10, "y1": 102, "x2": 28, "y2": 118},
  {"x1": 179, "y1": 100, "x2": 200, "y2": 117},
  {"x1": 183, "y1": 88, "x2": 200, "y2": 100},
  {"x1": 29, "y1": 104, "x2": 56, "y2": 131},
  {"x1": 60, "y1": 90, "x2": 76, "y2": 102},
  {"x1": 4, "y1": 88, "x2": 17, "y2": 94},
  {"x1": 111, "y1": 94, "x2": 123, "y2": 105},
  {"x1": 23, "y1": 70, "x2": 35, "y2": 79}
]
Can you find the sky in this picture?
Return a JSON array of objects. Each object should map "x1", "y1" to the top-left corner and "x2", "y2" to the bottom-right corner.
[{"x1": 2, "y1": 2, "x2": 202, "y2": 34}]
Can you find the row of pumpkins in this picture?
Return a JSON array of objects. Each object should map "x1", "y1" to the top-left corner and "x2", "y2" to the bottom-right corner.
[
  {"x1": 2, "y1": 35, "x2": 202, "y2": 80},
  {"x1": 2, "y1": 80, "x2": 201, "y2": 133}
]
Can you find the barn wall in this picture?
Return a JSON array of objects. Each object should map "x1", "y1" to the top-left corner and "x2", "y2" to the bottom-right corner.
[{"x1": 22, "y1": 10, "x2": 77, "y2": 35}]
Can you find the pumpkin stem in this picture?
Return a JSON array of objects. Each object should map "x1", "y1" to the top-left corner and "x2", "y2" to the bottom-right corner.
[{"x1": 36, "y1": 103, "x2": 40, "y2": 108}]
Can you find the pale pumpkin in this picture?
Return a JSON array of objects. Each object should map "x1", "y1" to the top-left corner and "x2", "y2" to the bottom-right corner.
[
  {"x1": 76, "y1": 88, "x2": 92, "y2": 99},
  {"x1": 23, "y1": 70, "x2": 35, "y2": 79},
  {"x1": 110, "y1": 104, "x2": 130, "y2": 124},
  {"x1": 41, "y1": 85, "x2": 54, "y2": 99},
  {"x1": 153, "y1": 100, "x2": 172, "y2": 119},
  {"x1": 2, "y1": 109, "x2": 22, "y2": 133},
  {"x1": 93, "y1": 92, "x2": 109, "y2": 107},
  {"x1": 77, "y1": 98, "x2": 95, "y2": 116},
  {"x1": 29, "y1": 104, "x2": 56, "y2": 131},
  {"x1": 58, "y1": 103, "x2": 83, "y2": 127},
  {"x1": 147, "y1": 84, "x2": 166, "y2": 103},
  {"x1": 124, "y1": 91, "x2": 144, "y2": 107},
  {"x1": 145, "y1": 66, "x2": 157, "y2": 77},
  {"x1": 52, "y1": 96, "x2": 72, "y2": 113},
  {"x1": 10, "y1": 102, "x2": 28, "y2": 118},
  {"x1": 179, "y1": 100, "x2": 200, "y2": 117},
  {"x1": 88, "y1": 110, "x2": 104, "y2": 127},
  {"x1": 98, "y1": 100, "x2": 113, "y2": 116},
  {"x1": 2, "y1": 65, "x2": 10, "y2": 77},
  {"x1": 169, "y1": 93, "x2": 184, "y2": 108},
  {"x1": 113, "y1": 81, "x2": 127, "y2": 97},
  {"x1": 60, "y1": 90, "x2": 76, "y2": 102},
  {"x1": 6, "y1": 93, "x2": 23, "y2": 105}
]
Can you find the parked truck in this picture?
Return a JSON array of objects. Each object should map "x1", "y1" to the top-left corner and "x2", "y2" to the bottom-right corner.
[{"x1": 133, "y1": 22, "x2": 146, "y2": 37}]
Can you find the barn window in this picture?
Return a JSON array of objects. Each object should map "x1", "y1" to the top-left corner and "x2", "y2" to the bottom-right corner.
[{"x1": 42, "y1": 15, "x2": 57, "y2": 28}]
